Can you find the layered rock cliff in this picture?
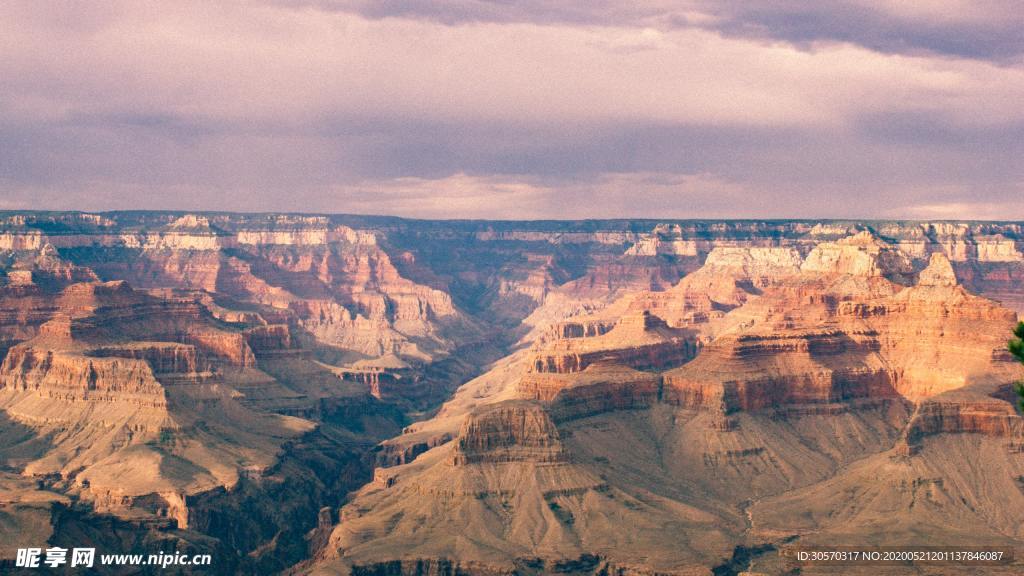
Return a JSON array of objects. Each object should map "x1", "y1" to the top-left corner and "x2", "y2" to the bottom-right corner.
[
  {"x1": 451, "y1": 401, "x2": 567, "y2": 465},
  {"x1": 311, "y1": 226, "x2": 1023, "y2": 576},
  {"x1": 2, "y1": 213, "x2": 1023, "y2": 575},
  {"x1": 0, "y1": 279, "x2": 319, "y2": 528},
  {"x1": 530, "y1": 311, "x2": 700, "y2": 374},
  {"x1": 519, "y1": 362, "x2": 660, "y2": 423},
  {"x1": 320, "y1": 401, "x2": 736, "y2": 575},
  {"x1": 665, "y1": 247, "x2": 1020, "y2": 425}
]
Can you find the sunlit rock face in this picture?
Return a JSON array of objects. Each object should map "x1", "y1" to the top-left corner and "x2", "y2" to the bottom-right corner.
[
  {"x1": 800, "y1": 230, "x2": 914, "y2": 280},
  {"x1": 917, "y1": 251, "x2": 958, "y2": 286},
  {"x1": 665, "y1": 249, "x2": 1018, "y2": 416}
]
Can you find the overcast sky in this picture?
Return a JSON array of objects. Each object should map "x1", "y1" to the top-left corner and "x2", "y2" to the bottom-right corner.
[{"x1": 1, "y1": 1, "x2": 1022, "y2": 220}]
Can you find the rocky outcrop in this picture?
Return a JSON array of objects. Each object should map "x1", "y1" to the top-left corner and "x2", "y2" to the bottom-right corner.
[
  {"x1": 494, "y1": 256, "x2": 563, "y2": 308},
  {"x1": 530, "y1": 312, "x2": 699, "y2": 374},
  {"x1": 626, "y1": 235, "x2": 699, "y2": 257},
  {"x1": 0, "y1": 285, "x2": 59, "y2": 343},
  {"x1": 0, "y1": 346, "x2": 172, "y2": 440},
  {"x1": 236, "y1": 229, "x2": 329, "y2": 246},
  {"x1": 1, "y1": 216, "x2": 475, "y2": 392},
  {"x1": 3, "y1": 244, "x2": 100, "y2": 291},
  {"x1": 702, "y1": 246, "x2": 803, "y2": 281},
  {"x1": 917, "y1": 251, "x2": 958, "y2": 286},
  {"x1": 664, "y1": 251, "x2": 1021, "y2": 416},
  {"x1": 183, "y1": 330, "x2": 256, "y2": 368},
  {"x1": 1, "y1": 345, "x2": 167, "y2": 401},
  {"x1": 337, "y1": 355, "x2": 414, "y2": 400},
  {"x1": 243, "y1": 324, "x2": 292, "y2": 352},
  {"x1": 373, "y1": 432, "x2": 455, "y2": 468},
  {"x1": 290, "y1": 299, "x2": 403, "y2": 357},
  {"x1": 452, "y1": 402, "x2": 566, "y2": 465},
  {"x1": 85, "y1": 489, "x2": 190, "y2": 529},
  {"x1": 545, "y1": 317, "x2": 618, "y2": 340},
  {"x1": 324, "y1": 402, "x2": 733, "y2": 575},
  {"x1": 51, "y1": 281, "x2": 208, "y2": 340},
  {"x1": 901, "y1": 398, "x2": 1024, "y2": 449},
  {"x1": 0, "y1": 231, "x2": 46, "y2": 251},
  {"x1": 847, "y1": 254, "x2": 1020, "y2": 400},
  {"x1": 216, "y1": 239, "x2": 467, "y2": 366},
  {"x1": 235, "y1": 223, "x2": 375, "y2": 246},
  {"x1": 801, "y1": 231, "x2": 913, "y2": 280},
  {"x1": 974, "y1": 234, "x2": 1023, "y2": 262},
  {"x1": 82, "y1": 248, "x2": 223, "y2": 292},
  {"x1": 20, "y1": 281, "x2": 260, "y2": 368},
  {"x1": 519, "y1": 362, "x2": 660, "y2": 422},
  {"x1": 88, "y1": 343, "x2": 206, "y2": 374},
  {"x1": 0, "y1": 274, "x2": 325, "y2": 528},
  {"x1": 623, "y1": 246, "x2": 802, "y2": 332},
  {"x1": 663, "y1": 330, "x2": 898, "y2": 413}
]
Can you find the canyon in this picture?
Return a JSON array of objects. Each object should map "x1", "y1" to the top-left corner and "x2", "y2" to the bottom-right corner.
[{"x1": 0, "y1": 212, "x2": 1022, "y2": 575}]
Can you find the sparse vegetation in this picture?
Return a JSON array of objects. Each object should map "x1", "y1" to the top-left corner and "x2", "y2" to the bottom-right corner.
[
  {"x1": 1012, "y1": 322, "x2": 1024, "y2": 411},
  {"x1": 158, "y1": 428, "x2": 174, "y2": 445}
]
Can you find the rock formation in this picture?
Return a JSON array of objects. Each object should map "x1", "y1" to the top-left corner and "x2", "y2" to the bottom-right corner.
[
  {"x1": 0, "y1": 213, "x2": 1022, "y2": 575},
  {"x1": 451, "y1": 401, "x2": 567, "y2": 464},
  {"x1": 518, "y1": 362, "x2": 660, "y2": 422},
  {"x1": 321, "y1": 401, "x2": 736, "y2": 575},
  {"x1": 311, "y1": 229, "x2": 1023, "y2": 576},
  {"x1": 800, "y1": 230, "x2": 914, "y2": 280},
  {"x1": 530, "y1": 311, "x2": 700, "y2": 374}
]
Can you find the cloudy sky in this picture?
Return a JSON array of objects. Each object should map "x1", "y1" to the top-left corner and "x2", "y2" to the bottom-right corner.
[{"x1": 1, "y1": 1, "x2": 1022, "y2": 220}]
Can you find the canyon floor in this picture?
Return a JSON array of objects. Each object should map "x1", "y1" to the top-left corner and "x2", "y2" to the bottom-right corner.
[{"x1": 1, "y1": 213, "x2": 1023, "y2": 575}]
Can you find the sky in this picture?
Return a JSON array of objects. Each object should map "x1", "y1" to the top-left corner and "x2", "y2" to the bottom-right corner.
[{"x1": 1, "y1": 1, "x2": 1023, "y2": 220}]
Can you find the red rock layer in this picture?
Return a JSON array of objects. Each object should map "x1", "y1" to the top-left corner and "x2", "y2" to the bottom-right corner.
[
  {"x1": 0, "y1": 284, "x2": 58, "y2": 343},
  {"x1": 901, "y1": 399, "x2": 1024, "y2": 449},
  {"x1": 663, "y1": 330, "x2": 898, "y2": 412},
  {"x1": 88, "y1": 343, "x2": 206, "y2": 374},
  {"x1": 182, "y1": 330, "x2": 256, "y2": 368},
  {"x1": 519, "y1": 362, "x2": 661, "y2": 422},
  {"x1": 530, "y1": 312, "x2": 700, "y2": 374}
]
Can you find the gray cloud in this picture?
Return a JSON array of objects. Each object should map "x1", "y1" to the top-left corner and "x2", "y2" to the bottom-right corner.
[
  {"x1": 0, "y1": 1, "x2": 1022, "y2": 220},
  {"x1": 299, "y1": 1, "x2": 1024, "y2": 61}
]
